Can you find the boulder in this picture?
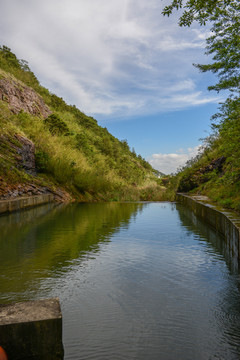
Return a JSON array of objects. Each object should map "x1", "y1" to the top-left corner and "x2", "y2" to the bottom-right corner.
[{"x1": 0, "y1": 77, "x2": 51, "y2": 118}]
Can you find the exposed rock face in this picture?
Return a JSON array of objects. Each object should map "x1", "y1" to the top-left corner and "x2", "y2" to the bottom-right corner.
[
  {"x1": 0, "y1": 134, "x2": 73, "y2": 202},
  {"x1": 0, "y1": 77, "x2": 51, "y2": 118},
  {"x1": 0, "y1": 180, "x2": 50, "y2": 199},
  {"x1": 0, "y1": 178, "x2": 72, "y2": 202},
  {"x1": 0, "y1": 76, "x2": 73, "y2": 203},
  {"x1": 15, "y1": 134, "x2": 36, "y2": 175},
  {"x1": 200, "y1": 156, "x2": 226, "y2": 173},
  {"x1": 177, "y1": 156, "x2": 227, "y2": 193}
]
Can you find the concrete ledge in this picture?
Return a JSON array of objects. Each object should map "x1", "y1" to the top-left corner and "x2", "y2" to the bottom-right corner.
[
  {"x1": 0, "y1": 298, "x2": 64, "y2": 360},
  {"x1": 0, "y1": 194, "x2": 55, "y2": 215},
  {"x1": 176, "y1": 193, "x2": 240, "y2": 261}
]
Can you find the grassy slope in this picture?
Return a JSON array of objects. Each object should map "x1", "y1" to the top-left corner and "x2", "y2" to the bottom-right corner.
[
  {"x1": 164, "y1": 108, "x2": 240, "y2": 212},
  {"x1": 0, "y1": 46, "x2": 164, "y2": 201}
]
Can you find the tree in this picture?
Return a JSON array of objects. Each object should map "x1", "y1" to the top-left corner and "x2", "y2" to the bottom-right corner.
[
  {"x1": 0, "y1": 45, "x2": 21, "y2": 68},
  {"x1": 162, "y1": 0, "x2": 240, "y2": 131},
  {"x1": 194, "y1": 1, "x2": 240, "y2": 95},
  {"x1": 162, "y1": 0, "x2": 235, "y2": 26},
  {"x1": 162, "y1": 0, "x2": 240, "y2": 96},
  {"x1": 44, "y1": 114, "x2": 70, "y2": 136}
]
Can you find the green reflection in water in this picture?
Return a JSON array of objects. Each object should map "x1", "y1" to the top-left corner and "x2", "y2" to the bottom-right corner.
[{"x1": 0, "y1": 202, "x2": 145, "y2": 303}]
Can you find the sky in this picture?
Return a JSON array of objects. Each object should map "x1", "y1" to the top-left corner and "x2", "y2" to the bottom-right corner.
[{"x1": 0, "y1": 0, "x2": 223, "y2": 174}]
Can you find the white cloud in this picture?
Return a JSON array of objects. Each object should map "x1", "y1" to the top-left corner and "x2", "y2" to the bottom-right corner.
[
  {"x1": 148, "y1": 146, "x2": 201, "y2": 174},
  {"x1": 0, "y1": 0, "x2": 220, "y2": 117}
]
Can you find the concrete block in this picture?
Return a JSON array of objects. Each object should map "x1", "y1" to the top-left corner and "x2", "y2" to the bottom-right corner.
[{"x1": 0, "y1": 298, "x2": 64, "y2": 360}]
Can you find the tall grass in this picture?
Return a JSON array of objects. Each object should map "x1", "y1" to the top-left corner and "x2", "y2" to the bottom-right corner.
[{"x1": 0, "y1": 46, "x2": 165, "y2": 201}]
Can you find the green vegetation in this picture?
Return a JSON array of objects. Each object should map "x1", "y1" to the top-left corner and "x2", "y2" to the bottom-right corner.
[
  {"x1": 0, "y1": 46, "x2": 164, "y2": 201},
  {"x1": 44, "y1": 114, "x2": 70, "y2": 136},
  {"x1": 162, "y1": 0, "x2": 240, "y2": 212}
]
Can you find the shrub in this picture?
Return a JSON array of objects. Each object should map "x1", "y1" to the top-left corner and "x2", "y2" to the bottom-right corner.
[
  {"x1": 44, "y1": 114, "x2": 70, "y2": 136},
  {"x1": 35, "y1": 150, "x2": 50, "y2": 172}
]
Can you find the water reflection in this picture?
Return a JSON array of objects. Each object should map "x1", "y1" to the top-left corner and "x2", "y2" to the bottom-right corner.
[
  {"x1": 1, "y1": 202, "x2": 240, "y2": 359},
  {"x1": 0, "y1": 202, "x2": 145, "y2": 303},
  {"x1": 176, "y1": 203, "x2": 240, "y2": 359},
  {"x1": 176, "y1": 203, "x2": 239, "y2": 273}
]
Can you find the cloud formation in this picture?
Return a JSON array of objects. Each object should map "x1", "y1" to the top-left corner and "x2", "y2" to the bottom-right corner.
[
  {"x1": 148, "y1": 146, "x2": 201, "y2": 174},
  {"x1": 0, "y1": 0, "x2": 220, "y2": 118}
]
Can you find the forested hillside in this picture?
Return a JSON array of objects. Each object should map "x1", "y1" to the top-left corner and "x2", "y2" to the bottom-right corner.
[
  {"x1": 163, "y1": 0, "x2": 240, "y2": 212},
  {"x1": 0, "y1": 46, "x2": 163, "y2": 202}
]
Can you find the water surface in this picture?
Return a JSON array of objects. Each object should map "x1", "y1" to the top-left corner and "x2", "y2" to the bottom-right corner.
[{"x1": 1, "y1": 202, "x2": 240, "y2": 359}]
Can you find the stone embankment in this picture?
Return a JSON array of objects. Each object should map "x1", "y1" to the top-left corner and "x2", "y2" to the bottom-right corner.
[
  {"x1": 0, "y1": 194, "x2": 55, "y2": 215},
  {"x1": 0, "y1": 186, "x2": 72, "y2": 214}
]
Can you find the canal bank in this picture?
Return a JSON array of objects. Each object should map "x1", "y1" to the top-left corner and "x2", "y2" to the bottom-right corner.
[
  {"x1": 0, "y1": 194, "x2": 55, "y2": 215},
  {"x1": 176, "y1": 193, "x2": 240, "y2": 266}
]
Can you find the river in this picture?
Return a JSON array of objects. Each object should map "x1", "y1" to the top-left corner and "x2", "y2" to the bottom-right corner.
[{"x1": 1, "y1": 201, "x2": 240, "y2": 359}]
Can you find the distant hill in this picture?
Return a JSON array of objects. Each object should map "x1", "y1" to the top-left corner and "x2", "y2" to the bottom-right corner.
[
  {"x1": 153, "y1": 170, "x2": 165, "y2": 178},
  {"x1": 0, "y1": 45, "x2": 165, "y2": 202}
]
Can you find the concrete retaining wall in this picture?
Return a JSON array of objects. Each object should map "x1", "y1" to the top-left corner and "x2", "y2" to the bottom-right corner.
[
  {"x1": 0, "y1": 298, "x2": 64, "y2": 360},
  {"x1": 0, "y1": 194, "x2": 55, "y2": 215},
  {"x1": 176, "y1": 193, "x2": 240, "y2": 262}
]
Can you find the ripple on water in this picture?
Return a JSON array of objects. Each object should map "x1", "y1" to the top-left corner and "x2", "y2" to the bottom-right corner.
[{"x1": 1, "y1": 202, "x2": 240, "y2": 359}]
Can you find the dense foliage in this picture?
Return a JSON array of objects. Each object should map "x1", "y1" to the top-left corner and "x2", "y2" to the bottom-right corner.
[
  {"x1": 0, "y1": 46, "x2": 163, "y2": 201},
  {"x1": 162, "y1": 0, "x2": 240, "y2": 211},
  {"x1": 162, "y1": 0, "x2": 240, "y2": 93}
]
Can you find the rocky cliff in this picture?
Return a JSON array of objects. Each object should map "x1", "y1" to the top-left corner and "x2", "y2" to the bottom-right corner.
[
  {"x1": 0, "y1": 74, "x2": 51, "y2": 117},
  {"x1": 0, "y1": 133, "x2": 72, "y2": 202},
  {"x1": 0, "y1": 73, "x2": 72, "y2": 203}
]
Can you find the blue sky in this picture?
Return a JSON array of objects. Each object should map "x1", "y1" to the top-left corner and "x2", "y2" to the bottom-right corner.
[{"x1": 0, "y1": 0, "x2": 223, "y2": 173}]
